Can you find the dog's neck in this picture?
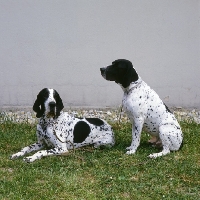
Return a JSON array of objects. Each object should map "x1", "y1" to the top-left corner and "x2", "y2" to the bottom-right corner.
[
  {"x1": 39, "y1": 111, "x2": 64, "y2": 127},
  {"x1": 120, "y1": 76, "x2": 143, "y2": 95}
]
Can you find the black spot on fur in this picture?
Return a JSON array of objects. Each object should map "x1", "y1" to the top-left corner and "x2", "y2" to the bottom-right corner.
[
  {"x1": 73, "y1": 121, "x2": 91, "y2": 143},
  {"x1": 86, "y1": 118, "x2": 104, "y2": 126}
]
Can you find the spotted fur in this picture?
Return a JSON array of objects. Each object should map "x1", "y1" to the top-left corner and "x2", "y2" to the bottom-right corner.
[
  {"x1": 10, "y1": 88, "x2": 115, "y2": 162},
  {"x1": 100, "y1": 59, "x2": 183, "y2": 158}
]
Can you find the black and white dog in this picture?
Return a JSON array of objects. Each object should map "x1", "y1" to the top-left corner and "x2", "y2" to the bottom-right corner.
[
  {"x1": 11, "y1": 88, "x2": 115, "y2": 162},
  {"x1": 100, "y1": 59, "x2": 183, "y2": 158}
]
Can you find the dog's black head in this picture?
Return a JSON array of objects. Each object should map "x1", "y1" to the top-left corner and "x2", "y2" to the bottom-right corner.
[
  {"x1": 100, "y1": 59, "x2": 139, "y2": 88},
  {"x1": 33, "y1": 88, "x2": 64, "y2": 118}
]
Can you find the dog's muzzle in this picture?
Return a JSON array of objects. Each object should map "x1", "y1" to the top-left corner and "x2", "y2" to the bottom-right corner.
[
  {"x1": 48, "y1": 101, "x2": 56, "y2": 117},
  {"x1": 100, "y1": 68, "x2": 106, "y2": 79}
]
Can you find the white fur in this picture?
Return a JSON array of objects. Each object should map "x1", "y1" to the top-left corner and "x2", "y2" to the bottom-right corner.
[
  {"x1": 44, "y1": 88, "x2": 56, "y2": 116},
  {"x1": 121, "y1": 77, "x2": 183, "y2": 158},
  {"x1": 11, "y1": 89, "x2": 115, "y2": 162},
  {"x1": 101, "y1": 60, "x2": 183, "y2": 158}
]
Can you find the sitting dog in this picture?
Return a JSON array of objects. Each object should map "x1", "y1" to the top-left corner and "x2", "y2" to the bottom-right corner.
[
  {"x1": 10, "y1": 88, "x2": 115, "y2": 162},
  {"x1": 100, "y1": 59, "x2": 183, "y2": 158}
]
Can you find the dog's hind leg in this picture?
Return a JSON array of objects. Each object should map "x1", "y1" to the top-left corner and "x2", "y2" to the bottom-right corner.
[
  {"x1": 148, "y1": 123, "x2": 182, "y2": 158},
  {"x1": 93, "y1": 131, "x2": 115, "y2": 148},
  {"x1": 94, "y1": 139, "x2": 115, "y2": 148},
  {"x1": 148, "y1": 145, "x2": 170, "y2": 158},
  {"x1": 148, "y1": 124, "x2": 172, "y2": 158}
]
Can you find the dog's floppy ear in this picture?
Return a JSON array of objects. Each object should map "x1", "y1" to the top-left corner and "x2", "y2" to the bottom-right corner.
[
  {"x1": 113, "y1": 59, "x2": 138, "y2": 88},
  {"x1": 54, "y1": 90, "x2": 64, "y2": 117},
  {"x1": 33, "y1": 89, "x2": 46, "y2": 118}
]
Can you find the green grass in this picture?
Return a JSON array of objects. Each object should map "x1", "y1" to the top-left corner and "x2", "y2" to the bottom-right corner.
[{"x1": 0, "y1": 121, "x2": 200, "y2": 200}]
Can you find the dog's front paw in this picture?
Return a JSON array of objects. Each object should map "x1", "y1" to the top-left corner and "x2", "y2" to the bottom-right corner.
[
  {"x1": 23, "y1": 156, "x2": 37, "y2": 163},
  {"x1": 126, "y1": 150, "x2": 136, "y2": 155},
  {"x1": 126, "y1": 147, "x2": 136, "y2": 155},
  {"x1": 10, "y1": 152, "x2": 24, "y2": 160},
  {"x1": 126, "y1": 146, "x2": 134, "y2": 150},
  {"x1": 148, "y1": 153, "x2": 158, "y2": 159}
]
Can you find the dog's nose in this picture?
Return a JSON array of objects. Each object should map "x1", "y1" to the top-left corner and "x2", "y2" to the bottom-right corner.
[
  {"x1": 49, "y1": 101, "x2": 56, "y2": 107},
  {"x1": 100, "y1": 68, "x2": 105, "y2": 73}
]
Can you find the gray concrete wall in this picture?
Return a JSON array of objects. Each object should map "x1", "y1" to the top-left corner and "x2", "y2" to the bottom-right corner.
[{"x1": 0, "y1": 0, "x2": 199, "y2": 109}]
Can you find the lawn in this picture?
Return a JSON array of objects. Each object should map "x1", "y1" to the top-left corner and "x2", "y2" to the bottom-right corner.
[{"x1": 0, "y1": 120, "x2": 200, "y2": 200}]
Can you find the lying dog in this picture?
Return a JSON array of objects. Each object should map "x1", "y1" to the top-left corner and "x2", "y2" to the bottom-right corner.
[
  {"x1": 100, "y1": 59, "x2": 183, "y2": 158},
  {"x1": 10, "y1": 88, "x2": 115, "y2": 162}
]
